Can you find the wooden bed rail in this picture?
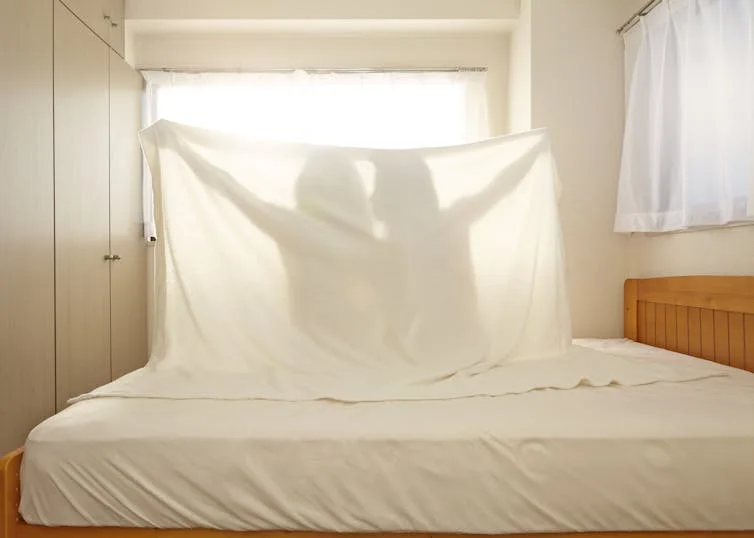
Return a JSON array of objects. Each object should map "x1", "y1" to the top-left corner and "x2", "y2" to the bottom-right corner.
[
  {"x1": 625, "y1": 276, "x2": 754, "y2": 372},
  {"x1": 1, "y1": 448, "x2": 22, "y2": 538}
]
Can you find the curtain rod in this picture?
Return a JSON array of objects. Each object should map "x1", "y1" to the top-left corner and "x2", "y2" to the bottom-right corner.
[
  {"x1": 143, "y1": 67, "x2": 488, "y2": 74},
  {"x1": 616, "y1": 0, "x2": 664, "y2": 34}
]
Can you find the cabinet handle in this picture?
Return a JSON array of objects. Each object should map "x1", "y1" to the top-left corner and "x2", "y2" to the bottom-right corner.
[
  {"x1": 104, "y1": 254, "x2": 114, "y2": 261},
  {"x1": 103, "y1": 14, "x2": 112, "y2": 21},
  {"x1": 104, "y1": 254, "x2": 122, "y2": 261},
  {"x1": 112, "y1": 254, "x2": 122, "y2": 261},
  {"x1": 111, "y1": 21, "x2": 119, "y2": 28}
]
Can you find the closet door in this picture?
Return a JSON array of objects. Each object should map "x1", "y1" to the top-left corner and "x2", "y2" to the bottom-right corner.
[
  {"x1": 107, "y1": 0, "x2": 125, "y2": 58},
  {"x1": 109, "y1": 50, "x2": 148, "y2": 379},
  {"x1": 59, "y1": 0, "x2": 110, "y2": 45},
  {"x1": 54, "y1": 0, "x2": 111, "y2": 409},
  {"x1": 0, "y1": 0, "x2": 55, "y2": 455}
]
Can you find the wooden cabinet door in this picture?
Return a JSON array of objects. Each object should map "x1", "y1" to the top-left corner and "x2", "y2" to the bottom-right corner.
[
  {"x1": 109, "y1": 50, "x2": 148, "y2": 379},
  {"x1": 107, "y1": 0, "x2": 125, "y2": 58},
  {"x1": 54, "y1": 0, "x2": 111, "y2": 410},
  {"x1": 59, "y1": 0, "x2": 111, "y2": 45},
  {"x1": 0, "y1": 0, "x2": 55, "y2": 454}
]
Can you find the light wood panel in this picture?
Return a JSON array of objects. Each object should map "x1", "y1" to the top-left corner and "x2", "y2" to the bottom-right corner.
[
  {"x1": 688, "y1": 307, "x2": 701, "y2": 357},
  {"x1": 54, "y1": 0, "x2": 112, "y2": 409},
  {"x1": 676, "y1": 306, "x2": 689, "y2": 355},
  {"x1": 623, "y1": 279, "x2": 638, "y2": 340},
  {"x1": 655, "y1": 304, "x2": 666, "y2": 348},
  {"x1": 108, "y1": 0, "x2": 125, "y2": 57},
  {"x1": 665, "y1": 304, "x2": 677, "y2": 352},
  {"x1": 713, "y1": 311, "x2": 729, "y2": 366},
  {"x1": 109, "y1": 51, "x2": 148, "y2": 379},
  {"x1": 59, "y1": 0, "x2": 110, "y2": 45},
  {"x1": 729, "y1": 312, "x2": 745, "y2": 370},
  {"x1": 629, "y1": 276, "x2": 754, "y2": 314},
  {"x1": 625, "y1": 277, "x2": 754, "y2": 372},
  {"x1": 700, "y1": 308, "x2": 715, "y2": 362},
  {"x1": 637, "y1": 301, "x2": 646, "y2": 343},
  {"x1": 0, "y1": 0, "x2": 56, "y2": 455},
  {"x1": 746, "y1": 314, "x2": 754, "y2": 372},
  {"x1": 58, "y1": 0, "x2": 124, "y2": 57},
  {"x1": 645, "y1": 302, "x2": 656, "y2": 346}
]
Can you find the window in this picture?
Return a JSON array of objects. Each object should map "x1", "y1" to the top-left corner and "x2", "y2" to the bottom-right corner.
[
  {"x1": 616, "y1": 0, "x2": 754, "y2": 233},
  {"x1": 142, "y1": 69, "x2": 490, "y2": 239},
  {"x1": 144, "y1": 70, "x2": 489, "y2": 148}
]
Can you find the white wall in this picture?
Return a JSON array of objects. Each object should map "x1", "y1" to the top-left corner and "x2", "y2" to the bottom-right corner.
[
  {"x1": 131, "y1": 32, "x2": 510, "y2": 135},
  {"x1": 526, "y1": 0, "x2": 644, "y2": 337},
  {"x1": 629, "y1": 227, "x2": 754, "y2": 278},
  {"x1": 507, "y1": 0, "x2": 531, "y2": 133}
]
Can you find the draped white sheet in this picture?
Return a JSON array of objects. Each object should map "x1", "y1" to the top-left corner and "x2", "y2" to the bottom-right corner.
[
  {"x1": 124, "y1": 120, "x2": 718, "y2": 403},
  {"x1": 141, "y1": 70, "x2": 491, "y2": 241}
]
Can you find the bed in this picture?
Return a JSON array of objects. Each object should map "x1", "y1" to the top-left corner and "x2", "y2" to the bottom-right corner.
[{"x1": 2, "y1": 276, "x2": 754, "y2": 538}]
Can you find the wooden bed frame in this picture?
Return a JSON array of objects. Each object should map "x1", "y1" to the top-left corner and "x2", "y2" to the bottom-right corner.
[
  {"x1": 624, "y1": 276, "x2": 754, "y2": 372},
  {"x1": 3, "y1": 276, "x2": 754, "y2": 538}
]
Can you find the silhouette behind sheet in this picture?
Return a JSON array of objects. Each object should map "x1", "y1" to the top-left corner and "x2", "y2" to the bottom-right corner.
[{"x1": 139, "y1": 119, "x2": 575, "y2": 398}]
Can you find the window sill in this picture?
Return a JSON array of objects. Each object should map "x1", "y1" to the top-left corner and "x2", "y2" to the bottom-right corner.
[{"x1": 639, "y1": 220, "x2": 754, "y2": 237}]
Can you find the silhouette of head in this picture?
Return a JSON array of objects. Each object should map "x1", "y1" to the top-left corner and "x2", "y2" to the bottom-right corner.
[
  {"x1": 294, "y1": 149, "x2": 373, "y2": 234},
  {"x1": 371, "y1": 152, "x2": 440, "y2": 235}
]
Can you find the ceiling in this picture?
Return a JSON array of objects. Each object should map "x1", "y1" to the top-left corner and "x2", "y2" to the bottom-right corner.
[{"x1": 125, "y1": 0, "x2": 520, "y2": 36}]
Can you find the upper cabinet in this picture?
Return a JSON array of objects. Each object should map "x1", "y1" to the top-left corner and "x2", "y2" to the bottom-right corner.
[
  {"x1": 59, "y1": 0, "x2": 124, "y2": 57},
  {"x1": 108, "y1": 0, "x2": 125, "y2": 57}
]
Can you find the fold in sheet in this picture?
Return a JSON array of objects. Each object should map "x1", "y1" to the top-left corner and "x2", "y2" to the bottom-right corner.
[
  {"x1": 117, "y1": 120, "x2": 722, "y2": 404},
  {"x1": 71, "y1": 344, "x2": 726, "y2": 404}
]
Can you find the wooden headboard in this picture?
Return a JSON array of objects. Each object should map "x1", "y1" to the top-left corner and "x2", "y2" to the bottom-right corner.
[{"x1": 625, "y1": 276, "x2": 754, "y2": 372}]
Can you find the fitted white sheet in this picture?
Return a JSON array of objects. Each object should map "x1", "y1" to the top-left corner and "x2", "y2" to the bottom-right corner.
[{"x1": 21, "y1": 340, "x2": 754, "y2": 533}]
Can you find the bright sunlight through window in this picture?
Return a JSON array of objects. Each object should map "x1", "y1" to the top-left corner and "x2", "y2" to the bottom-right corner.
[{"x1": 145, "y1": 70, "x2": 490, "y2": 149}]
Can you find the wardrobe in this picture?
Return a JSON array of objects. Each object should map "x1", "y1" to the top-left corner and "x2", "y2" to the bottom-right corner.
[{"x1": 0, "y1": 0, "x2": 146, "y2": 454}]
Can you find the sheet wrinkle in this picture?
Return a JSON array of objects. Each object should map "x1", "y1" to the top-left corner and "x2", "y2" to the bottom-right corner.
[
  {"x1": 123, "y1": 120, "x2": 720, "y2": 403},
  {"x1": 70, "y1": 345, "x2": 726, "y2": 405},
  {"x1": 23, "y1": 340, "x2": 754, "y2": 533}
]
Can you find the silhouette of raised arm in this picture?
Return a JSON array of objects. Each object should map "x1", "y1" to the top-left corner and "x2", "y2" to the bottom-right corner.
[
  {"x1": 447, "y1": 135, "x2": 548, "y2": 228},
  {"x1": 173, "y1": 137, "x2": 379, "y2": 262}
]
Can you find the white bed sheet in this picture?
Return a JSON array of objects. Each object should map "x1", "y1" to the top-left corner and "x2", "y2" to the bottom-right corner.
[{"x1": 20, "y1": 340, "x2": 754, "y2": 533}]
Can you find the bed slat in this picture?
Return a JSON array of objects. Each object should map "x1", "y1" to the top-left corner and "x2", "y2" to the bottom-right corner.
[
  {"x1": 729, "y1": 312, "x2": 746, "y2": 370},
  {"x1": 655, "y1": 305, "x2": 666, "y2": 348},
  {"x1": 665, "y1": 305, "x2": 677, "y2": 352},
  {"x1": 713, "y1": 311, "x2": 729, "y2": 366},
  {"x1": 700, "y1": 309, "x2": 715, "y2": 362},
  {"x1": 676, "y1": 305, "x2": 689, "y2": 354},
  {"x1": 625, "y1": 277, "x2": 754, "y2": 372},
  {"x1": 646, "y1": 303, "x2": 656, "y2": 346},
  {"x1": 637, "y1": 301, "x2": 646, "y2": 343},
  {"x1": 688, "y1": 307, "x2": 702, "y2": 357},
  {"x1": 745, "y1": 314, "x2": 754, "y2": 371}
]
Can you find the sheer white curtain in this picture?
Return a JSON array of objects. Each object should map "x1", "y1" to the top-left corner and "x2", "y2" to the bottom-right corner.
[
  {"x1": 142, "y1": 69, "x2": 490, "y2": 238},
  {"x1": 616, "y1": 0, "x2": 754, "y2": 233}
]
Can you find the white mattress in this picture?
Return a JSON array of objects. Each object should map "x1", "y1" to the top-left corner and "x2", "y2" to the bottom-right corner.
[{"x1": 21, "y1": 340, "x2": 754, "y2": 533}]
